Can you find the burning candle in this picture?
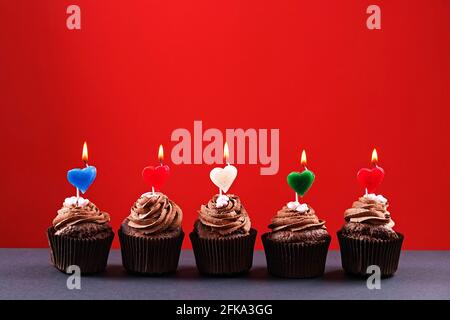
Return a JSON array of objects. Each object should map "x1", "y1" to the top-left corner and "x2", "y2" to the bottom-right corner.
[
  {"x1": 224, "y1": 142, "x2": 230, "y2": 165},
  {"x1": 357, "y1": 148, "x2": 385, "y2": 195},
  {"x1": 158, "y1": 144, "x2": 164, "y2": 165},
  {"x1": 209, "y1": 142, "x2": 238, "y2": 207},
  {"x1": 142, "y1": 144, "x2": 170, "y2": 196},
  {"x1": 286, "y1": 149, "x2": 315, "y2": 212},
  {"x1": 66, "y1": 141, "x2": 97, "y2": 207}
]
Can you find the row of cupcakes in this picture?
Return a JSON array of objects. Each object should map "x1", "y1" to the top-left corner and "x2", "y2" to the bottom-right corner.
[{"x1": 47, "y1": 143, "x2": 403, "y2": 278}]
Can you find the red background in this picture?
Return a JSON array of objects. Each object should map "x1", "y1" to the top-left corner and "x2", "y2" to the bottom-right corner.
[{"x1": 1, "y1": 0, "x2": 449, "y2": 249}]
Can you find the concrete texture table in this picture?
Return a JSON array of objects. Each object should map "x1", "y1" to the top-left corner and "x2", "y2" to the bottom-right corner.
[{"x1": 0, "y1": 249, "x2": 449, "y2": 300}]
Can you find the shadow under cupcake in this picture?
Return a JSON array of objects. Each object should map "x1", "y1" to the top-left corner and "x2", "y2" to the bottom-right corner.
[
  {"x1": 47, "y1": 196, "x2": 114, "y2": 274},
  {"x1": 337, "y1": 193, "x2": 403, "y2": 278},
  {"x1": 190, "y1": 194, "x2": 257, "y2": 276},
  {"x1": 119, "y1": 192, "x2": 184, "y2": 275},
  {"x1": 262, "y1": 202, "x2": 331, "y2": 278}
]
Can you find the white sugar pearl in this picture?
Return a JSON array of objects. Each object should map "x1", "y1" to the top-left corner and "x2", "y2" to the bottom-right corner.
[
  {"x1": 287, "y1": 201, "x2": 300, "y2": 210},
  {"x1": 296, "y1": 203, "x2": 309, "y2": 213},
  {"x1": 217, "y1": 195, "x2": 230, "y2": 202},
  {"x1": 376, "y1": 194, "x2": 388, "y2": 203},
  {"x1": 216, "y1": 202, "x2": 226, "y2": 208},
  {"x1": 64, "y1": 196, "x2": 89, "y2": 207},
  {"x1": 64, "y1": 196, "x2": 78, "y2": 207},
  {"x1": 364, "y1": 193, "x2": 388, "y2": 204},
  {"x1": 77, "y1": 197, "x2": 89, "y2": 207}
]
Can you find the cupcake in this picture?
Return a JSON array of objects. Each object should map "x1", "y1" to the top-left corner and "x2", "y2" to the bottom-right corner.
[
  {"x1": 337, "y1": 193, "x2": 403, "y2": 277},
  {"x1": 119, "y1": 192, "x2": 184, "y2": 275},
  {"x1": 190, "y1": 194, "x2": 257, "y2": 275},
  {"x1": 47, "y1": 196, "x2": 114, "y2": 274},
  {"x1": 262, "y1": 202, "x2": 331, "y2": 278}
]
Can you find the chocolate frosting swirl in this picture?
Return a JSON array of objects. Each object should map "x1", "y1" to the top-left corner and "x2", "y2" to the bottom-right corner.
[
  {"x1": 53, "y1": 201, "x2": 110, "y2": 231},
  {"x1": 127, "y1": 193, "x2": 182, "y2": 235},
  {"x1": 344, "y1": 196, "x2": 394, "y2": 227},
  {"x1": 268, "y1": 206, "x2": 326, "y2": 232},
  {"x1": 198, "y1": 194, "x2": 251, "y2": 236}
]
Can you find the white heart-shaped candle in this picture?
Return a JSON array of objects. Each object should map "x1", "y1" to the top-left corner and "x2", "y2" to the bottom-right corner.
[{"x1": 210, "y1": 165, "x2": 238, "y2": 193}]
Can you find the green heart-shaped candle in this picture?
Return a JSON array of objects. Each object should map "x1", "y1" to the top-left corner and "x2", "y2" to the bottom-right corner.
[{"x1": 287, "y1": 169, "x2": 315, "y2": 196}]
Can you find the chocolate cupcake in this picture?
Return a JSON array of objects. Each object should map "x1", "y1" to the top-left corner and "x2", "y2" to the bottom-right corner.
[
  {"x1": 262, "y1": 202, "x2": 331, "y2": 278},
  {"x1": 119, "y1": 192, "x2": 184, "y2": 275},
  {"x1": 190, "y1": 194, "x2": 257, "y2": 275},
  {"x1": 47, "y1": 196, "x2": 114, "y2": 274},
  {"x1": 337, "y1": 194, "x2": 403, "y2": 277}
]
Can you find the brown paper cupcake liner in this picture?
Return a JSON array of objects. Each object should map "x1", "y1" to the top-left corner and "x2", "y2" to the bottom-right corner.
[
  {"x1": 262, "y1": 233, "x2": 331, "y2": 278},
  {"x1": 118, "y1": 228, "x2": 184, "y2": 275},
  {"x1": 190, "y1": 229, "x2": 257, "y2": 276},
  {"x1": 337, "y1": 231, "x2": 404, "y2": 277},
  {"x1": 47, "y1": 227, "x2": 114, "y2": 274}
]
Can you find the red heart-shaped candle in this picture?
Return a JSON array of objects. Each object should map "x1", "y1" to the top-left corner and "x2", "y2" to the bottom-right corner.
[
  {"x1": 357, "y1": 166, "x2": 385, "y2": 193},
  {"x1": 142, "y1": 165, "x2": 170, "y2": 191}
]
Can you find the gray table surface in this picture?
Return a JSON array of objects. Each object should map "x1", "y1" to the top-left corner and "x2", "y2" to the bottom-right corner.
[{"x1": 0, "y1": 249, "x2": 449, "y2": 300}]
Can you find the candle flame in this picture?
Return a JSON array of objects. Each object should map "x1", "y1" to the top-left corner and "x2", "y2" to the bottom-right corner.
[
  {"x1": 224, "y1": 142, "x2": 229, "y2": 163},
  {"x1": 301, "y1": 149, "x2": 307, "y2": 166},
  {"x1": 371, "y1": 148, "x2": 378, "y2": 164},
  {"x1": 82, "y1": 141, "x2": 88, "y2": 163},
  {"x1": 158, "y1": 144, "x2": 164, "y2": 162}
]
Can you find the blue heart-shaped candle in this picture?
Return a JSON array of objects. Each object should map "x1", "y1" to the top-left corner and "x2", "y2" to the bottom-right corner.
[{"x1": 67, "y1": 166, "x2": 97, "y2": 193}]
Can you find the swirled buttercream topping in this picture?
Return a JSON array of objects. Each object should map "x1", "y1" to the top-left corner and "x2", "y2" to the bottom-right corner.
[
  {"x1": 344, "y1": 194, "x2": 394, "y2": 227},
  {"x1": 269, "y1": 205, "x2": 326, "y2": 232},
  {"x1": 127, "y1": 193, "x2": 182, "y2": 235},
  {"x1": 198, "y1": 194, "x2": 251, "y2": 236},
  {"x1": 53, "y1": 199, "x2": 110, "y2": 231}
]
